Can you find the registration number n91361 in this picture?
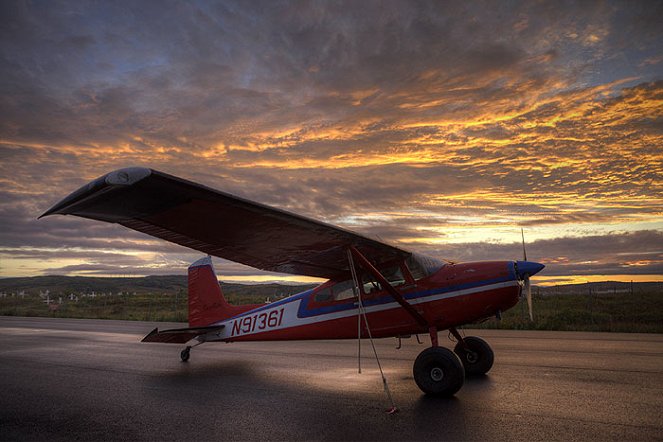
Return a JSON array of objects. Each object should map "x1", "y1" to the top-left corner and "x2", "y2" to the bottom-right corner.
[{"x1": 230, "y1": 308, "x2": 285, "y2": 337}]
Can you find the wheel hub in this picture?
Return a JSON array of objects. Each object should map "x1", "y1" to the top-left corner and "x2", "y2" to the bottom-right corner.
[
  {"x1": 430, "y1": 367, "x2": 444, "y2": 382},
  {"x1": 466, "y1": 351, "x2": 478, "y2": 364}
]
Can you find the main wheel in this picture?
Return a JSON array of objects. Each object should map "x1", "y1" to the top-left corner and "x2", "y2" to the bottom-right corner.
[
  {"x1": 180, "y1": 346, "x2": 191, "y2": 362},
  {"x1": 453, "y1": 336, "x2": 494, "y2": 375},
  {"x1": 413, "y1": 347, "x2": 465, "y2": 396}
]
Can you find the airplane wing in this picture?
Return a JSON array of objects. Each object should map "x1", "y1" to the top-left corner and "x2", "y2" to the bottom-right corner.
[{"x1": 40, "y1": 167, "x2": 411, "y2": 278}]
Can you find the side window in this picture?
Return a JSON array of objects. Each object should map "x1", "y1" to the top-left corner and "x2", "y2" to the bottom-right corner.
[
  {"x1": 361, "y1": 273, "x2": 382, "y2": 295},
  {"x1": 314, "y1": 287, "x2": 333, "y2": 302},
  {"x1": 383, "y1": 266, "x2": 406, "y2": 286},
  {"x1": 360, "y1": 266, "x2": 406, "y2": 295},
  {"x1": 313, "y1": 280, "x2": 358, "y2": 303},
  {"x1": 314, "y1": 264, "x2": 411, "y2": 303},
  {"x1": 333, "y1": 280, "x2": 356, "y2": 301}
]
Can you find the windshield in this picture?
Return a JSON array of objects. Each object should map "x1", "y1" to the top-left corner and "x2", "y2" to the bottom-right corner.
[{"x1": 406, "y1": 253, "x2": 445, "y2": 280}]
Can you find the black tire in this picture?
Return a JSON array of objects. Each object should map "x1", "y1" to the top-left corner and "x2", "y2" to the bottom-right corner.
[
  {"x1": 180, "y1": 347, "x2": 191, "y2": 362},
  {"x1": 453, "y1": 336, "x2": 494, "y2": 375},
  {"x1": 413, "y1": 347, "x2": 465, "y2": 396}
]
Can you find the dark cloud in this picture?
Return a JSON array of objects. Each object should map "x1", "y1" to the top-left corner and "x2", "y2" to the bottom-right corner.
[
  {"x1": 0, "y1": 1, "x2": 661, "y2": 281},
  {"x1": 3, "y1": 0, "x2": 656, "y2": 148},
  {"x1": 411, "y1": 230, "x2": 663, "y2": 278}
]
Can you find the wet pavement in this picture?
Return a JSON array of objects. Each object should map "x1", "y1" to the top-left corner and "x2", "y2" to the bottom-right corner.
[{"x1": 1, "y1": 316, "x2": 662, "y2": 441}]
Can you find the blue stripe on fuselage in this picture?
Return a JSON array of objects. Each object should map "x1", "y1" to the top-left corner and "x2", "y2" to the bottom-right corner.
[
  {"x1": 297, "y1": 262, "x2": 517, "y2": 318},
  {"x1": 221, "y1": 262, "x2": 517, "y2": 322}
]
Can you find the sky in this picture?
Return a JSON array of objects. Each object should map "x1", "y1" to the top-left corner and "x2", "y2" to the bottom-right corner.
[{"x1": 0, "y1": 0, "x2": 661, "y2": 286}]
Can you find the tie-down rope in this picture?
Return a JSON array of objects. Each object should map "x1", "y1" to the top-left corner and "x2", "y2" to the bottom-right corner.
[{"x1": 347, "y1": 249, "x2": 398, "y2": 414}]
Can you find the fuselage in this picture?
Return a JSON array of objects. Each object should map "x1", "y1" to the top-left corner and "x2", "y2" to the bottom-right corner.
[{"x1": 203, "y1": 260, "x2": 522, "y2": 343}]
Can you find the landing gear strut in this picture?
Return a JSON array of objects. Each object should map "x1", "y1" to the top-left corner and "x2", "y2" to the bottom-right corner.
[
  {"x1": 180, "y1": 340, "x2": 204, "y2": 362},
  {"x1": 412, "y1": 326, "x2": 465, "y2": 396},
  {"x1": 412, "y1": 328, "x2": 496, "y2": 394}
]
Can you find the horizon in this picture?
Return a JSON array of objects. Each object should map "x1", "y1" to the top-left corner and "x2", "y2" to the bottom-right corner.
[
  {"x1": 1, "y1": 271, "x2": 661, "y2": 289},
  {"x1": 1, "y1": 1, "x2": 661, "y2": 285}
]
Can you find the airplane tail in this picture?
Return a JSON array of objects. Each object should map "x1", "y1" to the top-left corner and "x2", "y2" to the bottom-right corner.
[{"x1": 187, "y1": 256, "x2": 265, "y2": 327}]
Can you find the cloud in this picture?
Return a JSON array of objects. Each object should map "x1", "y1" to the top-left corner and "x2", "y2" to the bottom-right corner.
[
  {"x1": 416, "y1": 230, "x2": 663, "y2": 277},
  {"x1": 0, "y1": 1, "x2": 661, "y2": 282}
]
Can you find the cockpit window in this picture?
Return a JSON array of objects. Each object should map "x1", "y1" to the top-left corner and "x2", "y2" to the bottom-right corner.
[
  {"x1": 314, "y1": 287, "x2": 333, "y2": 302},
  {"x1": 383, "y1": 266, "x2": 406, "y2": 286},
  {"x1": 313, "y1": 262, "x2": 415, "y2": 304},
  {"x1": 406, "y1": 253, "x2": 444, "y2": 280},
  {"x1": 332, "y1": 280, "x2": 356, "y2": 301},
  {"x1": 361, "y1": 273, "x2": 381, "y2": 294},
  {"x1": 314, "y1": 280, "x2": 356, "y2": 302},
  {"x1": 360, "y1": 265, "x2": 406, "y2": 295}
]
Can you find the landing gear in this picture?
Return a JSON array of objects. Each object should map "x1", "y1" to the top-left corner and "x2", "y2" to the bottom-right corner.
[
  {"x1": 453, "y1": 336, "x2": 494, "y2": 375},
  {"x1": 413, "y1": 347, "x2": 465, "y2": 396},
  {"x1": 180, "y1": 346, "x2": 191, "y2": 362},
  {"x1": 180, "y1": 339, "x2": 204, "y2": 362}
]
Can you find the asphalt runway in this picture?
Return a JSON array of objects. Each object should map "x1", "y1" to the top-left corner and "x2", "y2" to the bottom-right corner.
[{"x1": 1, "y1": 317, "x2": 662, "y2": 441}]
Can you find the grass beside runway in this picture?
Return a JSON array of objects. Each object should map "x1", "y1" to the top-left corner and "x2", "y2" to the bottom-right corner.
[
  {"x1": 474, "y1": 289, "x2": 662, "y2": 333},
  {"x1": 0, "y1": 285, "x2": 661, "y2": 333}
]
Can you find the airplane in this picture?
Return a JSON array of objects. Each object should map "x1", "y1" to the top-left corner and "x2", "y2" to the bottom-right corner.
[{"x1": 40, "y1": 167, "x2": 544, "y2": 397}]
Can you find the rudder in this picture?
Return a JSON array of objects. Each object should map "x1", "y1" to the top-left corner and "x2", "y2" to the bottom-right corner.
[{"x1": 187, "y1": 256, "x2": 265, "y2": 327}]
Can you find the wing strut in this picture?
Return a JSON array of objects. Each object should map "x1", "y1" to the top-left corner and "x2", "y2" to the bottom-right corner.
[
  {"x1": 349, "y1": 246, "x2": 440, "y2": 347},
  {"x1": 349, "y1": 246, "x2": 428, "y2": 328}
]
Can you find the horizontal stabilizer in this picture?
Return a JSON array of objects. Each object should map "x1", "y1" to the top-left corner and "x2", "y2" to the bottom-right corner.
[{"x1": 141, "y1": 324, "x2": 225, "y2": 344}]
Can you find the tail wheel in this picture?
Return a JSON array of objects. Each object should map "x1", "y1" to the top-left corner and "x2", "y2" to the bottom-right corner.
[
  {"x1": 180, "y1": 346, "x2": 191, "y2": 362},
  {"x1": 413, "y1": 347, "x2": 465, "y2": 396},
  {"x1": 453, "y1": 336, "x2": 494, "y2": 375}
]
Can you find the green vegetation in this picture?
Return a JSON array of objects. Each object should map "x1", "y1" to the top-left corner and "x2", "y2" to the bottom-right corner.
[
  {"x1": 0, "y1": 291, "x2": 190, "y2": 322},
  {"x1": 474, "y1": 288, "x2": 663, "y2": 333},
  {"x1": 0, "y1": 275, "x2": 316, "y2": 322},
  {"x1": 0, "y1": 276, "x2": 661, "y2": 333}
]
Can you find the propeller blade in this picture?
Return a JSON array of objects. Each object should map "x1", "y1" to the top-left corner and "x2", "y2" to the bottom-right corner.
[
  {"x1": 517, "y1": 230, "x2": 541, "y2": 322},
  {"x1": 525, "y1": 274, "x2": 533, "y2": 321},
  {"x1": 521, "y1": 228, "x2": 527, "y2": 261}
]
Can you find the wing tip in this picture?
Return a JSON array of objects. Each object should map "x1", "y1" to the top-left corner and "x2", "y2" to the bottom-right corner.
[
  {"x1": 104, "y1": 167, "x2": 152, "y2": 186},
  {"x1": 38, "y1": 167, "x2": 153, "y2": 219}
]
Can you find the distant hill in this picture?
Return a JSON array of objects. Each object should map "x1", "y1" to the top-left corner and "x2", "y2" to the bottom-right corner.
[
  {"x1": 0, "y1": 275, "x2": 318, "y2": 300},
  {"x1": 1, "y1": 275, "x2": 660, "y2": 332},
  {"x1": 1, "y1": 275, "x2": 660, "y2": 299},
  {"x1": 538, "y1": 281, "x2": 662, "y2": 296}
]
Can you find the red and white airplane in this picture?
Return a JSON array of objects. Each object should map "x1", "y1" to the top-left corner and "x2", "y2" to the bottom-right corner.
[{"x1": 41, "y1": 167, "x2": 544, "y2": 397}]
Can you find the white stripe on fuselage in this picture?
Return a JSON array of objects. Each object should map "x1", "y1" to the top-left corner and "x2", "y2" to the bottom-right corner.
[{"x1": 203, "y1": 280, "x2": 519, "y2": 341}]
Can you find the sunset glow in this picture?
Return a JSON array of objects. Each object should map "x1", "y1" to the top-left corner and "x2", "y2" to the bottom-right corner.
[{"x1": 1, "y1": 1, "x2": 661, "y2": 285}]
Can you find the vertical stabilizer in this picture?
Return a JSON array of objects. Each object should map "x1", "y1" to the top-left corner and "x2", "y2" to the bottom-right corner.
[{"x1": 187, "y1": 256, "x2": 265, "y2": 327}]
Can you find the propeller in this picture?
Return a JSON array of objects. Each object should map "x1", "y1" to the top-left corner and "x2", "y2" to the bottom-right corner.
[
  {"x1": 517, "y1": 229, "x2": 544, "y2": 322},
  {"x1": 524, "y1": 273, "x2": 533, "y2": 321},
  {"x1": 522, "y1": 229, "x2": 532, "y2": 321}
]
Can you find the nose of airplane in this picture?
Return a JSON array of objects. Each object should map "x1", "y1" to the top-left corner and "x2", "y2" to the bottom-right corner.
[{"x1": 515, "y1": 260, "x2": 545, "y2": 278}]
